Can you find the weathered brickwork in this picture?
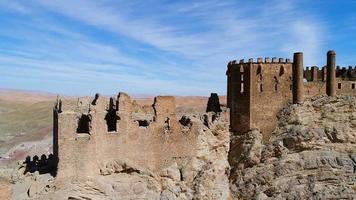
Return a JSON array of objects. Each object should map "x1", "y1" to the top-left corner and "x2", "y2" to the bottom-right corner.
[
  {"x1": 227, "y1": 51, "x2": 356, "y2": 140},
  {"x1": 227, "y1": 58, "x2": 293, "y2": 140},
  {"x1": 53, "y1": 92, "x2": 199, "y2": 181}
]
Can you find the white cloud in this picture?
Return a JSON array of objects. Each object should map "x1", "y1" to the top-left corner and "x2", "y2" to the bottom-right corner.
[{"x1": 0, "y1": 0, "x2": 328, "y2": 95}]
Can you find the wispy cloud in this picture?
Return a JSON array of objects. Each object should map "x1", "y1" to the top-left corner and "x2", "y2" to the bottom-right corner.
[{"x1": 0, "y1": 0, "x2": 346, "y2": 96}]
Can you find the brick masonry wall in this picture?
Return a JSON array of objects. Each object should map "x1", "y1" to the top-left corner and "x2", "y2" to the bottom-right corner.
[
  {"x1": 249, "y1": 62, "x2": 292, "y2": 140},
  {"x1": 55, "y1": 94, "x2": 198, "y2": 181},
  {"x1": 227, "y1": 58, "x2": 356, "y2": 141}
]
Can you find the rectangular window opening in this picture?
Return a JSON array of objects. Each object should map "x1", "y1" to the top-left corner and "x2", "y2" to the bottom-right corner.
[
  {"x1": 138, "y1": 120, "x2": 150, "y2": 127},
  {"x1": 77, "y1": 114, "x2": 91, "y2": 134},
  {"x1": 105, "y1": 110, "x2": 118, "y2": 133}
]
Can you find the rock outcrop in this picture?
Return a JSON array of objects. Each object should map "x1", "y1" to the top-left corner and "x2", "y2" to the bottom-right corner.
[{"x1": 230, "y1": 95, "x2": 356, "y2": 199}]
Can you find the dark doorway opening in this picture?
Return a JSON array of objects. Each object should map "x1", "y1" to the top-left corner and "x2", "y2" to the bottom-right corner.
[
  {"x1": 77, "y1": 114, "x2": 91, "y2": 134},
  {"x1": 105, "y1": 110, "x2": 118, "y2": 132}
]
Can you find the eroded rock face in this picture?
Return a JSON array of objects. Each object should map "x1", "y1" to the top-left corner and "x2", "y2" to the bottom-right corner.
[{"x1": 230, "y1": 95, "x2": 356, "y2": 199}]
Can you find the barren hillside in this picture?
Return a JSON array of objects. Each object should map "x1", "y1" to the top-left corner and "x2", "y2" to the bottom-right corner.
[{"x1": 0, "y1": 90, "x2": 55, "y2": 166}]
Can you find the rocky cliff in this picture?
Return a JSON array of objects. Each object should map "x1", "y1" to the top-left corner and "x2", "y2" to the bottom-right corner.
[{"x1": 230, "y1": 95, "x2": 356, "y2": 199}]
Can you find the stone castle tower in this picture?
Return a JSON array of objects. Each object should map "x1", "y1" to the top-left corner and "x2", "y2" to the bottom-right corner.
[{"x1": 226, "y1": 51, "x2": 356, "y2": 140}]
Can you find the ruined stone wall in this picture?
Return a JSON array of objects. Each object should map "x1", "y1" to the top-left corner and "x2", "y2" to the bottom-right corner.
[
  {"x1": 335, "y1": 66, "x2": 356, "y2": 94},
  {"x1": 304, "y1": 66, "x2": 326, "y2": 82},
  {"x1": 303, "y1": 66, "x2": 356, "y2": 98},
  {"x1": 54, "y1": 93, "x2": 198, "y2": 181},
  {"x1": 303, "y1": 66, "x2": 327, "y2": 98},
  {"x1": 336, "y1": 79, "x2": 356, "y2": 94},
  {"x1": 336, "y1": 66, "x2": 356, "y2": 81},
  {"x1": 304, "y1": 81, "x2": 326, "y2": 98}
]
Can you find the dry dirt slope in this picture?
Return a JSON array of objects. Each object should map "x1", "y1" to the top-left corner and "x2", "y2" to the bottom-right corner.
[{"x1": 0, "y1": 90, "x2": 55, "y2": 165}]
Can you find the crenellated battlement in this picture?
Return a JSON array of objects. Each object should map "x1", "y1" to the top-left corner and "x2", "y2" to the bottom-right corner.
[
  {"x1": 303, "y1": 65, "x2": 356, "y2": 81},
  {"x1": 336, "y1": 66, "x2": 356, "y2": 80},
  {"x1": 228, "y1": 59, "x2": 356, "y2": 80},
  {"x1": 303, "y1": 66, "x2": 325, "y2": 82},
  {"x1": 227, "y1": 51, "x2": 356, "y2": 141},
  {"x1": 227, "y1": 57, "x2": 291, "y2": 67},
  {"x1": 54, "y1": 93, "x2": 181, "y2": 131}
]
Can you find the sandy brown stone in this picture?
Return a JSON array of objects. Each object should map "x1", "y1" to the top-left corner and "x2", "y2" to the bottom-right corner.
[
  {"x1": 229, "y1": 95, "x2": 356, "y2": 199},
  {"x1": 227, "y1": 51, "x2": 356, "y2": 141},
  {"x1": 0, "y1": 179, "x2": 11, "y2": 200}
]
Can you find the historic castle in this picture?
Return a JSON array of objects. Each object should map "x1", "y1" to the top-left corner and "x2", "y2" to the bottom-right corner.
[
  {"x1": 226, "y1": 51, "x2": 356, "y2": 140},
  {"x1": 23, "y1": 50, "x2": 355, "y2": 182}
]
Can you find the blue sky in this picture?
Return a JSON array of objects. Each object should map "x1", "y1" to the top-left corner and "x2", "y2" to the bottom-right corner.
[{"x1": 0, "y1": 0, "x2": 355, "y2": 96}]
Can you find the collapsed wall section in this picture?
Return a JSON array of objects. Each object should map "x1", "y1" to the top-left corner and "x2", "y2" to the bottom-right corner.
[{"x1": 54, "y1": 93, "x2": 199, "y2": 181}]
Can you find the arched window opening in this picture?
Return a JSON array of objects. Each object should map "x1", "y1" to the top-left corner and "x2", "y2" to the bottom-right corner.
[
  {"x1": 257, "y1": 65, "x2": 262, "y2": 75},
  {"x1": 77, "y1": 114, "x2": 91, "y2": 134},
  {"x1": 258, "y1": 74, "x2": 263, "y2": 93},
  {"x1": 279, "y1": 66, "x2": 285, "y2": 76},
  {"x1": 274, "y1": 76, "x2": 279, "y2": 91},
  {"x1": 164, "y1": 117, "x2": 171, "y2": 133},
  {"x1": 239, "y1": 65, "x2": 244, "y2": 73}
]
